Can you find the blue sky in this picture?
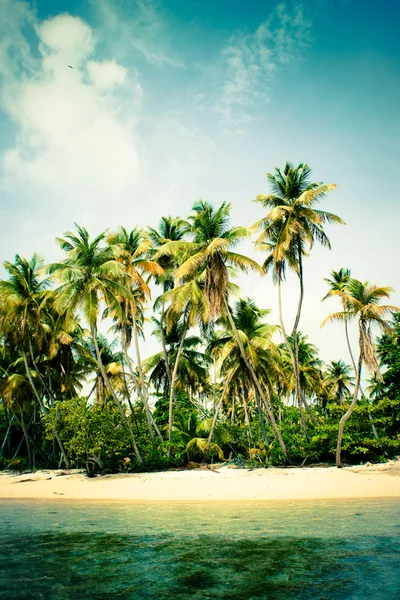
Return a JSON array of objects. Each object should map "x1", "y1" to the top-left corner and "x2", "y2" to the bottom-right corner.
[{"x1": 0, "y1": 0, "x2": 399, "y2": 363}]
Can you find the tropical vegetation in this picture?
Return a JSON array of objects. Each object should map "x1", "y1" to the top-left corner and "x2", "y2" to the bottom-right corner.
[{"x1": 0, "y1": 162, "x2": 399, "y2": 474}]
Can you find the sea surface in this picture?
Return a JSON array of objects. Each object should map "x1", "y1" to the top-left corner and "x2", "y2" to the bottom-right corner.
[{"x1": 1, "y1": 498, "x2": 399, "y2": 599}]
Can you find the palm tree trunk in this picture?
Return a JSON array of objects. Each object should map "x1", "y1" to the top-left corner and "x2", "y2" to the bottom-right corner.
[
  {"x1": 206, "y1": 379, "x2": 229, "y2": 453},
  {"x1": 336, "y1": 323, "x2": 363, "y2": 467},
  {"x1": 160, "y1": 302, "x2": 173, "y2": 389},
  {"x1": 22, "y1": 350, "x2": 71, "y2": 468},
  {"x1": 123, "y1": 336, "x2": 163, "y2": 441},
  {"x1": 1, "y1": 415, "x2": 15, "y2": 456},
  {"x1": 302, "y1": 392, "x2": 318, "y2": 426},
  {"x1": 130, "y1": 302, "x2": 159, "y2": 441},
  {"x1": 223, "y1": 298, "x2": 288, "y2": 460},
  {"x1": 344, "y1": 316, "x2": 379, "y2": 441},
  {"x1": 277, "y1": 277, "x2": 307, "y2": 435},
  {"x1": 28, "y1": 338, "x2": 57, "y2": 404},
  {"x1": 167, "y1": 315, "x2": 189, "y2": 457},
  {"x1": 240, "y1": 382, "x2": 250, "y2": 425},
  {"x1": 19, "y1": 409, "x2": 32, "y2": 469},
  {"x1": 291, "y1": 241, "x2": 306, "y2": 422},
  {"x1": 255, "y1": 388, "x2": 270, "y2": 446},
  {"x1": 90, "y1": 326, "x2": 143, "y2": 466}
]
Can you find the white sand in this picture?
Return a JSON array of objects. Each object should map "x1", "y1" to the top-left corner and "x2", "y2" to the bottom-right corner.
[{"x1": 0, "y1": 461, "x2": 399, "y2": 502}]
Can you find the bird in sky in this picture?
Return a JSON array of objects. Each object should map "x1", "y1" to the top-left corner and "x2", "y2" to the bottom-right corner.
[{"x1": 67, "y1": 65, "x2": 73, "y2": 69}]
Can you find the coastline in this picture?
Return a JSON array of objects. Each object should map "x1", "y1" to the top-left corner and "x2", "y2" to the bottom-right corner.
[{"x1": 1, "y1": 461, "x2": 399, "y2": 502}]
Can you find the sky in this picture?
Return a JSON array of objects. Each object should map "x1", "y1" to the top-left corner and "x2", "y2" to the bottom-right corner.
[{"x1": 0, "y1": 0, "x2": 399, "y2": 365}]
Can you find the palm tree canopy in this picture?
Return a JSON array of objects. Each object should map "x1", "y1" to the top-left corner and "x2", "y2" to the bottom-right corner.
[
  {"x1": 322, "y1": 278, "x2": 400, "y2": 378},
  {"x1": 47, "y1": 224, "x2": 130, "y2": 328},
  {"x1": 155, "y1": 201, "x2": 263, "y2": 318},
  {"x1": 254, "y1": 162, "x2": 343, "y2": 280}
]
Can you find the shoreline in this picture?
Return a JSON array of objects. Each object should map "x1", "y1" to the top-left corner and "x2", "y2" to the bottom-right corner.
[{"x1": 1, "y1": 460, "x2": 399, "y2": 502}]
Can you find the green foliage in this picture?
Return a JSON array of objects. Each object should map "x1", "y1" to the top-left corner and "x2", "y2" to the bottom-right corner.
[{"x1": 44, "y1": 398, "x2": 134, "y2": 475}]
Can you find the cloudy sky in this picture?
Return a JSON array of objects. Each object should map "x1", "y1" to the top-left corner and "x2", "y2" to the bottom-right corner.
[{"x1": 0, "y1": 0, "x2": 399, "y2": 363}]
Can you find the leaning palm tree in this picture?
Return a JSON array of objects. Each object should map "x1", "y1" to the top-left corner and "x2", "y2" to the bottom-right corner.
[
  {"x1": 254, "y1": 162, "x2": 343, "y2": 431},
  {"x1": 323, "y1": 269, "x2": 381, "y2": 440},
  {"x1": 156, "y1": 200, "x2": 289, "y2": 460},
  {"x1": 322, "y1": 279, "x2": 399, "y2": 466},
  {"x1": 47, "y1": 225, "x2": 143, "y2": 465}
]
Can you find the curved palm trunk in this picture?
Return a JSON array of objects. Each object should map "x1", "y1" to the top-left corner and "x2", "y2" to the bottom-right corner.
[
  {"x1": 291, "y1": 243, "x2": 306, "y2": 429},
  {"x1": 167, "y1": 317, "x2": 189, "y2": 457},
  {"x1": 22, "y1": 350, "x2": 71, "y2": 468},
  {"x1": 90, "y1": 326, "x2": 143, "y2": 466},
  {"x1": 277, "y1": 277, "x2": 307, "y2": 435},
  {"x1": 223, "y1": 298, "x2": 288, "y2": 460},
  {"x1": 336, "y1": 320, "x2": 365, "y2": 467}
]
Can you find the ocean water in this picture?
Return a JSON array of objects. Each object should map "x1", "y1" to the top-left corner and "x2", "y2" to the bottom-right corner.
[{"x1": 0, "y1": 498, "x2": 399, "y2": 599}]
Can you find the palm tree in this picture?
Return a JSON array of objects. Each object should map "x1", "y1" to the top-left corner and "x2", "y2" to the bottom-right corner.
[
  {"x1": 0, "y1": 255, "x2": 70, "y2": 467},
  {"x1": 322, "y1": 279, "x2": 399, "y2": 466},
  {"x1": 323, "y1": 269, "x2": 354, "y2": 361},
  {"x1": 322, "y1": 268, "x2": 380, "y2": 439},
  {"x1": 324, "y1": 360, "x2": 354, "y2": 404},
  {"x1": 48, "y1": 225, "x2": 143, "y2": 465},
  {"x1": 254, "y1": 162, "x2": 343, "y2": 431},
  {"x1": 149, "y1": 216, "x2": 189, "y2": 389},
  {"x1": 156, "y1": 275, "x2": 211, "y2": 454},
  {"x1": 108, "y1": 226, "x2": 164, "y2": 440},
  {"x1": 156, "y1": 200, "x2": 289, "y2": 460},
  {"x1": 144, "y1": 320, "x2": 211, "y2": 400},
  {"x1": 207, "y1": 298, "x2": 281, "y2": 448},
  {"x1": 281, "y1": 333, "x2": 321, "y2": 423}
]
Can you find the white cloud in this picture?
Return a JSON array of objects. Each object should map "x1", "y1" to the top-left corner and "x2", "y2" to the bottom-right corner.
[
  {"x1": 0, "y1": 5, "x2": 141, "y2": 228},
  {"x1": 92, "y1": 0, "x2": 185, "y2": 68},
  {"x1": 87, "y1": 60, "x2": 127, "y2": 90},
  {"x1": 37, "y1": 13, "x2": 95, "y2": 69},
  {"x1": 214, "y1": 2, "x2": 313, "y2": 123}
]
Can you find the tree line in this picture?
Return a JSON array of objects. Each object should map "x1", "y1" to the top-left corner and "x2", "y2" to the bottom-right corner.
[{"x1": 0, "y1": 162, "x2": 399, "y2": 474}]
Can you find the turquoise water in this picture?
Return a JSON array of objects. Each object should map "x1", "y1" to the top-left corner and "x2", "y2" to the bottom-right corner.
[{"x1": 1, "y1": 499, "x2": 399, "y2": 599}]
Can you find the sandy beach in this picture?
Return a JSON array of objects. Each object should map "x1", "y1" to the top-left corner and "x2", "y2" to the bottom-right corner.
[{"x1": 0, "y1": 461, "x2": 399, "y2": 502}]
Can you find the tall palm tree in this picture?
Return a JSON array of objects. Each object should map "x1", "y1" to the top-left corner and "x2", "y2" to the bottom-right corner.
[
  {"x1": 322, "y1": 279, "x2": 399, "y2": 466},
  {"x1": 254, "y1": 162, "x2": 343, "y2": 431},
  {"x1": 48, "y1": 225, "x2": 143, "y2": 465},
  {"x1": 323, "y1": 269, "x2": 354, "y2": 362},
  {"x1": 149, "y1": 216, "x2": 189, "y2": 388},
  {"x1": 156, "y1": 200, "x2": 289, "y2": 459},
  {"x1": 0, "y1": 255, "x2": 70, "y2": 467},
  {"x1": 156, "y1": 275, "x2": 211, "y2": 454},
  {"x1": 108, "y1": 226, "x2": 164, "y2": 440},
  {"x1": 322, "y1": 268, "x2": 380, "y2": 439}
]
